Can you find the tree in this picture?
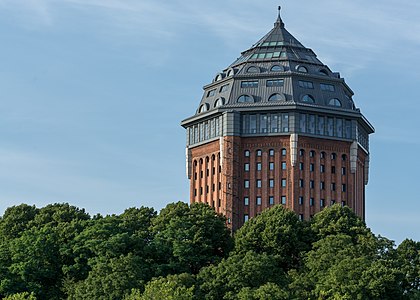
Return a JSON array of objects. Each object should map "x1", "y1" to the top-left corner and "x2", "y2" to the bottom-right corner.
[
  {"x1": 3, "y1": 292, "x2": 37, "y2": 300},
  {"x1": 197, "y1": 251, "x2": 287, "y2": 300},
  {"x1": 151, "y1": 202, "x2": 232, "y2": 275},
  {"x1": 236, "y1": 283, "x2": 289, "y2": 300},
  {"x1": 397, "y1": 239, "x2": 420, "y2": 298},
  {"x1": 126, "y1": 273, "x2": 196, "y2": 300},
  {"x1": 233, "y1": 205, "x2": 312, "y2": 271}
]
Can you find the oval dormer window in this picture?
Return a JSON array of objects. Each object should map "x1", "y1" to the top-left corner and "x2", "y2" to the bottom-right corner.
[
  {"x1": 302, "y1": 94, "x2": 315, "y2": 103},
  {"x1": 270, "y1": 65, "x2": 284, "y2": 72},
  {"x1": 199, "y1": 103, "x2": 209, "y2": 113},
  {"x1": 237, "y1": 95, "x2": 254, "y2": 103},
  {"x1": 268, "y1": 93, "x2": 286, "y2": 101},
  {"x1": 319, "y1": 69, "x2": 329, "y2": 76},
  {"x1": 214, "y1": 97, "x2": 225, "y2": 108},
  {"x1": 329, "y1": 98, "x2": 342, "y2": 107},
  {"x1": 247, "y1": 66, "x2": 260, "y2": 73},
  {"x1": 214, "y1": 73, "x2": 224, "y2": 82},
  {"x1": 296, "y1": 65, "x2": 308, "y2": 73}
]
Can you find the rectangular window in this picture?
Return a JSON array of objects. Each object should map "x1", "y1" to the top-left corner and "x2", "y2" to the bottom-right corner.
[
  {"x1": 331, "y1": 166, "x2": 336, "y2": 174},
  {"x1": 299, "y1": 162, "x2": 304, "y2": 170},
  {"x1": 256, "y1": 197, "x2": 262, "y2": 205},
  {"x1": 320, "y1": 165, "x2": 325, "y2": 173},
  {"x1": 299, "y1": 197, "x2": 304, "y2": 205},
  {"x1": 244, "y1": 163, "x2": 250, "y2": 171},
  {"x1": 266, "y1": 79, "x2": 284, "y2": 87},
  {"x1": 310, "y1": 163, "x2": 315, "y2": 172},
  {"x1": 336, "y1": 119, "x2": 343, "y2": 138},
  {"x1": 331, "y1": 200, "x2": 336, "y2": 205},
  {"x1": 310, "y1": 198, "x2": 314, "y2": 206},
  {"x1": 207, "y1": 89, "x2": 216, "y2": 97},
  {"x1": 281, "y1": 113, "x2": 289, "y2": 132},
  {"x1": 282, "y1": 179, "x2": 287, "y2": 187},
  {"x1": 327, "y1": 117, "x2": 334, "y2": 136},
  {"x1": 320, "y1": 199, "x2": 325, "y2": 207},
  {"x1": 257, "y1": 180, "x2": 262, "y2": 188},
  {"x1": 260, "y1": 115, "x2": 268, "y2": 133},
  {"x1": 281, "y1": 196, "x2": 286, "y2": 205},
  {"x1": 310, "y1": 180, "x2": 315, "y2": 189},
  {"x1": 219, "y1": 84, "x2": 229, "y2": 93},
  {"x1": 281, "y1": 162, "x2": 286, "y2": 170},
  {"x1": 269, "y1": 196, "x2": 274, "y2": 205},
  {"x1": 299, "y1": 113, "x2": 306, "y2": 133},
  {"x1": 269, "y1": 179, "x2": 274, "y2": 188},
  {"x1": 281, "y1": 149, "x2": 287, "y2": 156},
  {"x1": 320, "y1": 83, "x2": 335, "y2": 92},
  {"x1": 317, "y1": 116, "x2": 325, "y2": 135},
  {"x1": 257, "y1": 163, "x2": 262, "y2": 171},
  {"x1": 308, "y1": 115, "x2": 315, "y2": 134},
  {"x1": 250, "y1": 115, "x2": 257, "y2": 133},
  {"x1": 244, "y1": 214, "x2": 249, "y2": 222},
  {"x1": 299, "y1": 179, "x2": 304, "y2": 188},
  {"x1": 320, "y1": 181, "x2": 325, "y2": 190},
  {"x1": 299, "y1": 214, "x2": 304, "y2": 221},
  {"x1": 345, "y1": 120, "x2": 352, "y2": 139},
  {"x1": 298, "y1": 80, "x2": 314, "y2": 89},
  {"x1": 342, "y1": 167, "x2": 346, "y2": 175},
  {"x1": 342, "y1": 184, "x2": 347, "y2": 192},
  {"x1": 241, "y1": 81, "x2": 259, "y2": 88},
  {"x1": 270, "y1": 114, "x2": 279, "y2": 133},
  {"x1": 245, "y1": 180, "x2": 250, "y2": 188},
  {"x1": 331, "y1": 183, "x2": 336, "y2": 191},
  {"x1": 269, "y1": 162, "x2": 275, "y2": 170},
  {"x1": 244, "y1": 197, "x2": 249, "y2": 206}
]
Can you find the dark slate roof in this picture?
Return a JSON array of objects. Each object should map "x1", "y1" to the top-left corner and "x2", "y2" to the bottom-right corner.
[{"x1": 192, "y1": 7, "x2": 359, "y2": 116}]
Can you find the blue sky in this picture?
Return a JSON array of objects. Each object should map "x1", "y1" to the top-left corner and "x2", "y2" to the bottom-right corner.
[{"x1": 0, "y1": 0, "x2": 419, "y2": 243}]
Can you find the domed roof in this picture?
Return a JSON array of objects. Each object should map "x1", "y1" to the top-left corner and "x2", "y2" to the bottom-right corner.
[{"x1": 194, "y1": 7, "x2": 358, "y2": 115}]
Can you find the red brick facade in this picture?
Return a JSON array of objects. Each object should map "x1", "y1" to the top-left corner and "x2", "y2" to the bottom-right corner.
[{"x1": 189, "y1": 135, "x2": 368, "y2": 231}]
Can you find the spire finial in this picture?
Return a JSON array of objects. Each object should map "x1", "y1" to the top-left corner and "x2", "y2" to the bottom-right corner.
[{"x1": 275, "y1": 5, "x2": 284, "y2": 27}]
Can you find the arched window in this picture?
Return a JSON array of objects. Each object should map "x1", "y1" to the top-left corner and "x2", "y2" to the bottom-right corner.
[
  {"x1": 199, "y1": 103, "x2": 209, "y2": 113},
  {"x1": 237, "y1": 95, "x2": 254, "y2": 103},
  {"x1": 194, "y1": 160, "x2": 198, "y2": 166},
  {"x1": 270, "y1": 65, "x2": 284, "y2": 72},
  {"x1": 329, "y1": 98, "x2": 342, "y2": 107},
  {"x1": 310, "y1": 150, "x2": 316, "y2": 157},
  {"x1": 214, "y1": 73, "x2": 224, "y2": 81},
  {"x1": 226, "y1": 69, "x2": 233, "y2": 77},
  {"x1": 299, "y1": 149, "x2": 305, "y2": 156},
  {"x1": 269, "y1": 149, "x2": 275, "y2": 156},
  {"x1": 214, "y1": 97, "x2": 225, "y2": 108},
  {"x1": 331, "y1": 153, "x2": 337, "y2": 160},
  {"x1": 256, "y1": 149, "x2": 262, "y2": 157},
  {"x1": 244, "y1": 150, "x2": 250, "y2": 157},
  {"x1": 268, "y1": 93, "x2": 285, "y2": 102},
  {"x1": 342, "y1": 154, "x2": 347, "y2": 161},
  {"x1": 302, "y1": 94, "x2": 315, "y2": 103},
  {"x1": 247, "y1": 66, "x2": 260, "y2": 73},
  {"x1": 296, "y1": 65, "x2": 308, "y2": 73},
  {"x1": 212, "y1": 154, "x2": 216, "y2": 161},
  {"x1": 281, "y1": 148, "x2": 287, "y2": 156},
  {"x1": 199, "y1": 158, "x2": 203, "y2": 164},
  {"x1": 319, "y1": 69, "x2": 329, "y2": 76},
  {"x1": 320, "y1": 151, "x2": 326, "y2": 159}
]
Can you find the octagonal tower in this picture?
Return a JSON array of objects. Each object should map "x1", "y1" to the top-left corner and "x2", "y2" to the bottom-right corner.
[{"x1": 181, "y1": 7, "x2": 374, "y2": 231}]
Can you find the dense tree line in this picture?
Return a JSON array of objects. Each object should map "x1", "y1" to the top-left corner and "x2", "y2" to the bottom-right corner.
[{"x1": 0, "y1": 202, "x2": 418, "y2": 299}]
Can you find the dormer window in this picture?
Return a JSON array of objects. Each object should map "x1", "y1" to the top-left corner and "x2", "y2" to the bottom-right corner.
[
  {"x1": 199, "y1": 103, "x2": 209, "y2": 113},
  {"x1": 270, "y1": 65, "x2": 284, "y2": 72},
  {"x1": 329, "y1": 98, "x2": 342, "y2": 107},
  {"x1": 247, "y1": 66, "x2": 260, "y2": 73},
  {"x1": 207, "y1": 89, "x2": 216, "y2": 97},
  {"x1": 237, "y1": 95, "x2": 254, "y2": 103},
  {"x1": 214, "y1": 98, "x2": 225, "y2": 108},
  {"x1": 296, "y1": 65, "x2": 308, "y2": 73},
  {"x1": 302, "y1": 94, "x2": 315, "y2": 103},
  {"x1": 319, "y1": 69, "x2": 329, "y2": 76},
  {"x1": 268, "y1": 93, "x2": 285, "y2": 101}
]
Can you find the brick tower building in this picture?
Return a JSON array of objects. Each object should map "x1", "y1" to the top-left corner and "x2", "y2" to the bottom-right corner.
[{"x1": 181, "y1": 7, "x2": 374, "y2": 231}]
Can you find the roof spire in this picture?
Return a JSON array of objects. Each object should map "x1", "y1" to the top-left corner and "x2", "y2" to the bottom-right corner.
[{"x1": 275, "y1": 5, "x2": 285, "y2": 27}]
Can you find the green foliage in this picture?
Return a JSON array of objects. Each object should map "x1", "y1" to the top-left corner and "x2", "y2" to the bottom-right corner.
[
  {"x1": 233, "y1": 204, "x2": 312, "y2": 270},
  {"x1": 3, "y1": 292, "x2": 37, "y2": 299},
  {"x1": 0, "y1": 202, "x2": 418, "y2": 300},
  {"x1": 197, "y1": 251, "x2": 287, "y2": 300},
  {"x1": 152, "y1": 202, "x2": 233, "y2": 275},
  {"x1": 126, "y1": 273, "x2": 196, "y2": 300}
]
